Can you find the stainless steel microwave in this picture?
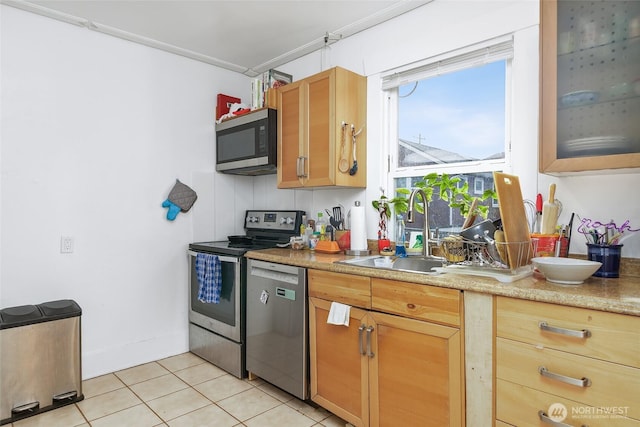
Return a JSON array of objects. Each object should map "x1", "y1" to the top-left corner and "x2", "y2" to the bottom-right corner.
[{"x1": 215, "y1": 108, "x2": 277, "y2": 175}]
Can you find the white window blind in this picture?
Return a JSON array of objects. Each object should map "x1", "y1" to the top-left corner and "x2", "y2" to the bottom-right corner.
[{"x1": 382, "y1": 36, "x2": 513, "y2": 90}]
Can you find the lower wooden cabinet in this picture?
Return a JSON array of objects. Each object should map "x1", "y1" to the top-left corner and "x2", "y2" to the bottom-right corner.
[
  {"x1": 495, "y1": 296, "x2": 640, "y2": 426},
  {"x1": 309, "y1": 270, "x2": 464, "y2": 427},
  {"x1": 497, "y1": 378, "x2": 640, "y2": 427},
  {"x1": 309, "y1": 298, "x2": 369, "y2": 426}
]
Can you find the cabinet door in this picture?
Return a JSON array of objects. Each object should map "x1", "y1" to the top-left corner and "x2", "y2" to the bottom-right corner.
[
  {"x1": 540, "y1": 0, "x2": 640, "y2": 173},
  {"x1": 368, "y1": 311, "x2": 464, "y2": 427},
  {"x1": 277, "y1": 80, "x2": 305, "y2": 187},
  {"x1": 306, "y1": 69, "x2": 335, "y2": 187},
  {"x1": 309, "y1": 297, "x2": 369, "y2": 427}
]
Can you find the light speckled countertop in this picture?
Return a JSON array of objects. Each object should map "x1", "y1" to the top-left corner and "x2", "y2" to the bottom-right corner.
[{"x1": 246, "y1": 248, "x2": 640, "y2": 316}]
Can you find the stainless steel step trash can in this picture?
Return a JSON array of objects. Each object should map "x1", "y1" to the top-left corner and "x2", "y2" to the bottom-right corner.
[{"x1": 0, "y1": 300, "x2": 83, "y2": 425}]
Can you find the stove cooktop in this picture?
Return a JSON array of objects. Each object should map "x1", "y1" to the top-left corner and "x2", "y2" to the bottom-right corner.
[{"x1": 189, "y1": 209, "x2": 305, "y2": 256}]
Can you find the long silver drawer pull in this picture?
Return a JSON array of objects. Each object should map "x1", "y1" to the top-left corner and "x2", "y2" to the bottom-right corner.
[
  {"x1": 366, "y1": 326, "x2": 375, "y2": 358},
  {"x1": 539, "y1": 410, "x2": 588, "y2": 427},
  {"x1": 539, "y1": 321, "x2": 591, "y2": 339},
  {"x1": 539, "y1": 366, "x2": 591, "y2": 387},
  {"x1": 11, "y1": 401, "x2": 39, "y2": 414},
  {"x1": 358, "y1": 325, "x2": 366, "y2": 355}
]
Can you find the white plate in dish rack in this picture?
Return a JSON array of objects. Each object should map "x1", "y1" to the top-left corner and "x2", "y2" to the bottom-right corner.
[{"x1": 562, "y1": 136, "x2": 629, "y2": 153}]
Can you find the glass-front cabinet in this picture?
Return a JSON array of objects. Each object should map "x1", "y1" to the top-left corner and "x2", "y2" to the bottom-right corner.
[{"x1": 540, "y1": 0, "x2": 640, "y2": 173}]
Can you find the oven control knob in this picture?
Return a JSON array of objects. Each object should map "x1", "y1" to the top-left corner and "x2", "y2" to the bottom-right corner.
[
  {"x1": 279, "y1": 217, "x2": 286, "y2": 224},
  {"x1": 286, "y1": 217, "x2": 295, "y2": 225},
  {"x1": 249, "y1": 216, "x2": 259, "y2": 223}
]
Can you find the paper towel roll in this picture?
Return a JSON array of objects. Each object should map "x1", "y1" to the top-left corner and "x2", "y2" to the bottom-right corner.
[{"x1": 350, "y1": 201, "x2": 367, "y2": 251}]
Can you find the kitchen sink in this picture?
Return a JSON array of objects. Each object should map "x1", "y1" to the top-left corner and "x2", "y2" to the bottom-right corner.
[{"x1": 335, "y1": 256, "x2": 444, "y2": 274}]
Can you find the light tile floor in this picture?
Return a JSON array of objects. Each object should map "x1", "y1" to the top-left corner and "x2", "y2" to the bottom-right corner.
[{"x1": 9, "y1": 352, "x2": 348, "y2": 427}]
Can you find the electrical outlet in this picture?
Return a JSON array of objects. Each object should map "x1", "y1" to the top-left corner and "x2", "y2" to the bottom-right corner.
[{"x1": 60, "y1": 236, "x2": 74, "y2": 253}]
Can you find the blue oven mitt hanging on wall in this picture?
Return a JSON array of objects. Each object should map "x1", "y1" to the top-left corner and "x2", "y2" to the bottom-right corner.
[{"x1": 162, "y1": 179, "x2": 197, "y2": 221}]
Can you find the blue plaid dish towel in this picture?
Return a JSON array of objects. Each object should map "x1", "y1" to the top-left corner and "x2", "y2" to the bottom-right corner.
[{"x1": 195, "y1": 253, "x2": 222, "y2": 304}]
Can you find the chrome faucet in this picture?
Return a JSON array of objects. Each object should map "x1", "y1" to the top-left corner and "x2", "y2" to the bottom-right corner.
[{"x1": 407, "y1": 188, "x2": 431, "y2": 257}]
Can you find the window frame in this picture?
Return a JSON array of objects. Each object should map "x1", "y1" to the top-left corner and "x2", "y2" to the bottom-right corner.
[
  {"x1": 474, "y1": 177, "x2": 485, "y2": 195},
  {"x1": 382, "y1": 35, "x2": 514, "y2": 200}
]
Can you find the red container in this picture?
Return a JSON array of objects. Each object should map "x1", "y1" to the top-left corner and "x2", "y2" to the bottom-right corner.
[{"x1": 531, "y1": 233, "x2": 559, "y2": 257}]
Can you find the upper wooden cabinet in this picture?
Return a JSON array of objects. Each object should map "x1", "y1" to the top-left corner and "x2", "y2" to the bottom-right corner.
[
  {"x1": 277, "y1": 67, "x2": 367, "y2": 188},
  {"x1": 540, "y1": 0, "x2": 640, "y2": 174}
]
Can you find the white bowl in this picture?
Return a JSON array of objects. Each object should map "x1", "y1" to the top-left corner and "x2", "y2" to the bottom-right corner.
[{"x1": 532, "y1": 257, "x2": 602, "y2": 285}]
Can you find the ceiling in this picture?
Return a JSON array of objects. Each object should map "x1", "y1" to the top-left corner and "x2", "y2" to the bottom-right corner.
[{"x1": 5, "y1": 0, "x2": 431, "y2": 76}]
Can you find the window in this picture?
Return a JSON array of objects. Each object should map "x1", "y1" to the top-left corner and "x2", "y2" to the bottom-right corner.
[
  {"x1": 383, "y1": 37, "x2": 513, "y2": 236},
  {"x1": 474, "y1": 178, "x2": 484, "y2": 195}
]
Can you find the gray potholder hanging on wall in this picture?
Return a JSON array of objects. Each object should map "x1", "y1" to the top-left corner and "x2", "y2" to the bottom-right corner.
[
  {"x1": 168, "y1": 179, "x2": 197, "y2": 212},
  {"x1": 162, "y1": 179, "x2": 197, "y2": 221}
]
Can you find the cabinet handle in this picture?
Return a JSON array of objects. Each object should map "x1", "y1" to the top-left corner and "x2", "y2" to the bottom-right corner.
[
  {"x1": 539, "y1": 321, "x2": 591, "y2": 339},
  {"x1": 358, "y1": 325, "x2": 366, "y2": 356},
  {"x1": 365, "y1": 325, "x2": 375, "y2": 358},
  {"x1": 296, "y1": 157, "x2": 307, "y2": 178},
  {"x1": 538, "y1": 366, "x2": 591, "y2": 388},
  {"x1": 538, "y1": 410, "x2": 588, "y2": 427}
]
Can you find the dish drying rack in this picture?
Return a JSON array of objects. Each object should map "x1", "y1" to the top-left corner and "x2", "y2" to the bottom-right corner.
[{"x1": 434, "y1": 238, "x2": 538, "y2": 283}]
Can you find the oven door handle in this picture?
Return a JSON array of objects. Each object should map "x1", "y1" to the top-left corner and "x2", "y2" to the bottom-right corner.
[{"x1": 187, "y1": 250, "x2": 239, "y2": 264}]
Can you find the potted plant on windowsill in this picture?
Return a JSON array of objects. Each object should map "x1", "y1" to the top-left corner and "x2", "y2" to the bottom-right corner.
[
  {"x1": 375, "y1": 173, "x2": 496, "y2": 222},
  {"x1": 373, "y1": 174, "x2": 497, "y2": 254}
]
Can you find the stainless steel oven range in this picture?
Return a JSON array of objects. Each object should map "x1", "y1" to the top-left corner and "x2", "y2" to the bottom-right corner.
[{"x1": 187, "y1": 210, "x2": 305, "y2": 378}]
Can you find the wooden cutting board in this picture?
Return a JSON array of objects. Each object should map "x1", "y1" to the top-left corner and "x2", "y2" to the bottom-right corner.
[{"x1": 493, "y1": 172, "x2": 533, "y2": 269}]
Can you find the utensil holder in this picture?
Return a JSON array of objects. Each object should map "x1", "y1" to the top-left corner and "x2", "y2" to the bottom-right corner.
[{"x1": 587, "y1": 244, "x2": 623, "y2": 278}]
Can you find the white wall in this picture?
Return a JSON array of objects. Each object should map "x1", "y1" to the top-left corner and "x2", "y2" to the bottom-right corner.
[
  {"x1": 0, "y1": 5, "x2": 250, "y2": 378},
  {"x1": 273, "y1": 0, "x2": 640, "y2": 258}
]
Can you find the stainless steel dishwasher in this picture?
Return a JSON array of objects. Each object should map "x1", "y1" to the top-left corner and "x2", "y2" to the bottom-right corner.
[{"x1": 246, "y1": 259, "x2": 308, "y2": 400}]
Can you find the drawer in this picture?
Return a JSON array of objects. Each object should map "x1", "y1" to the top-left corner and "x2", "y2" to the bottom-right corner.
[
  {"x1": 371, "y1": 279, "x2": 461, "y2": 327},
  {"x1": 497, "y1": 378, "x2": 640, "y2": 427},
  {"x1": 496, "y1": 297, "x2": 640, "y2": 367},
  {"x1": 496, "y1": 338, "x2": 640, "y2": 420},
  {"x1": 308, "y1": 269, "x2": 371, "y2": 309}
]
